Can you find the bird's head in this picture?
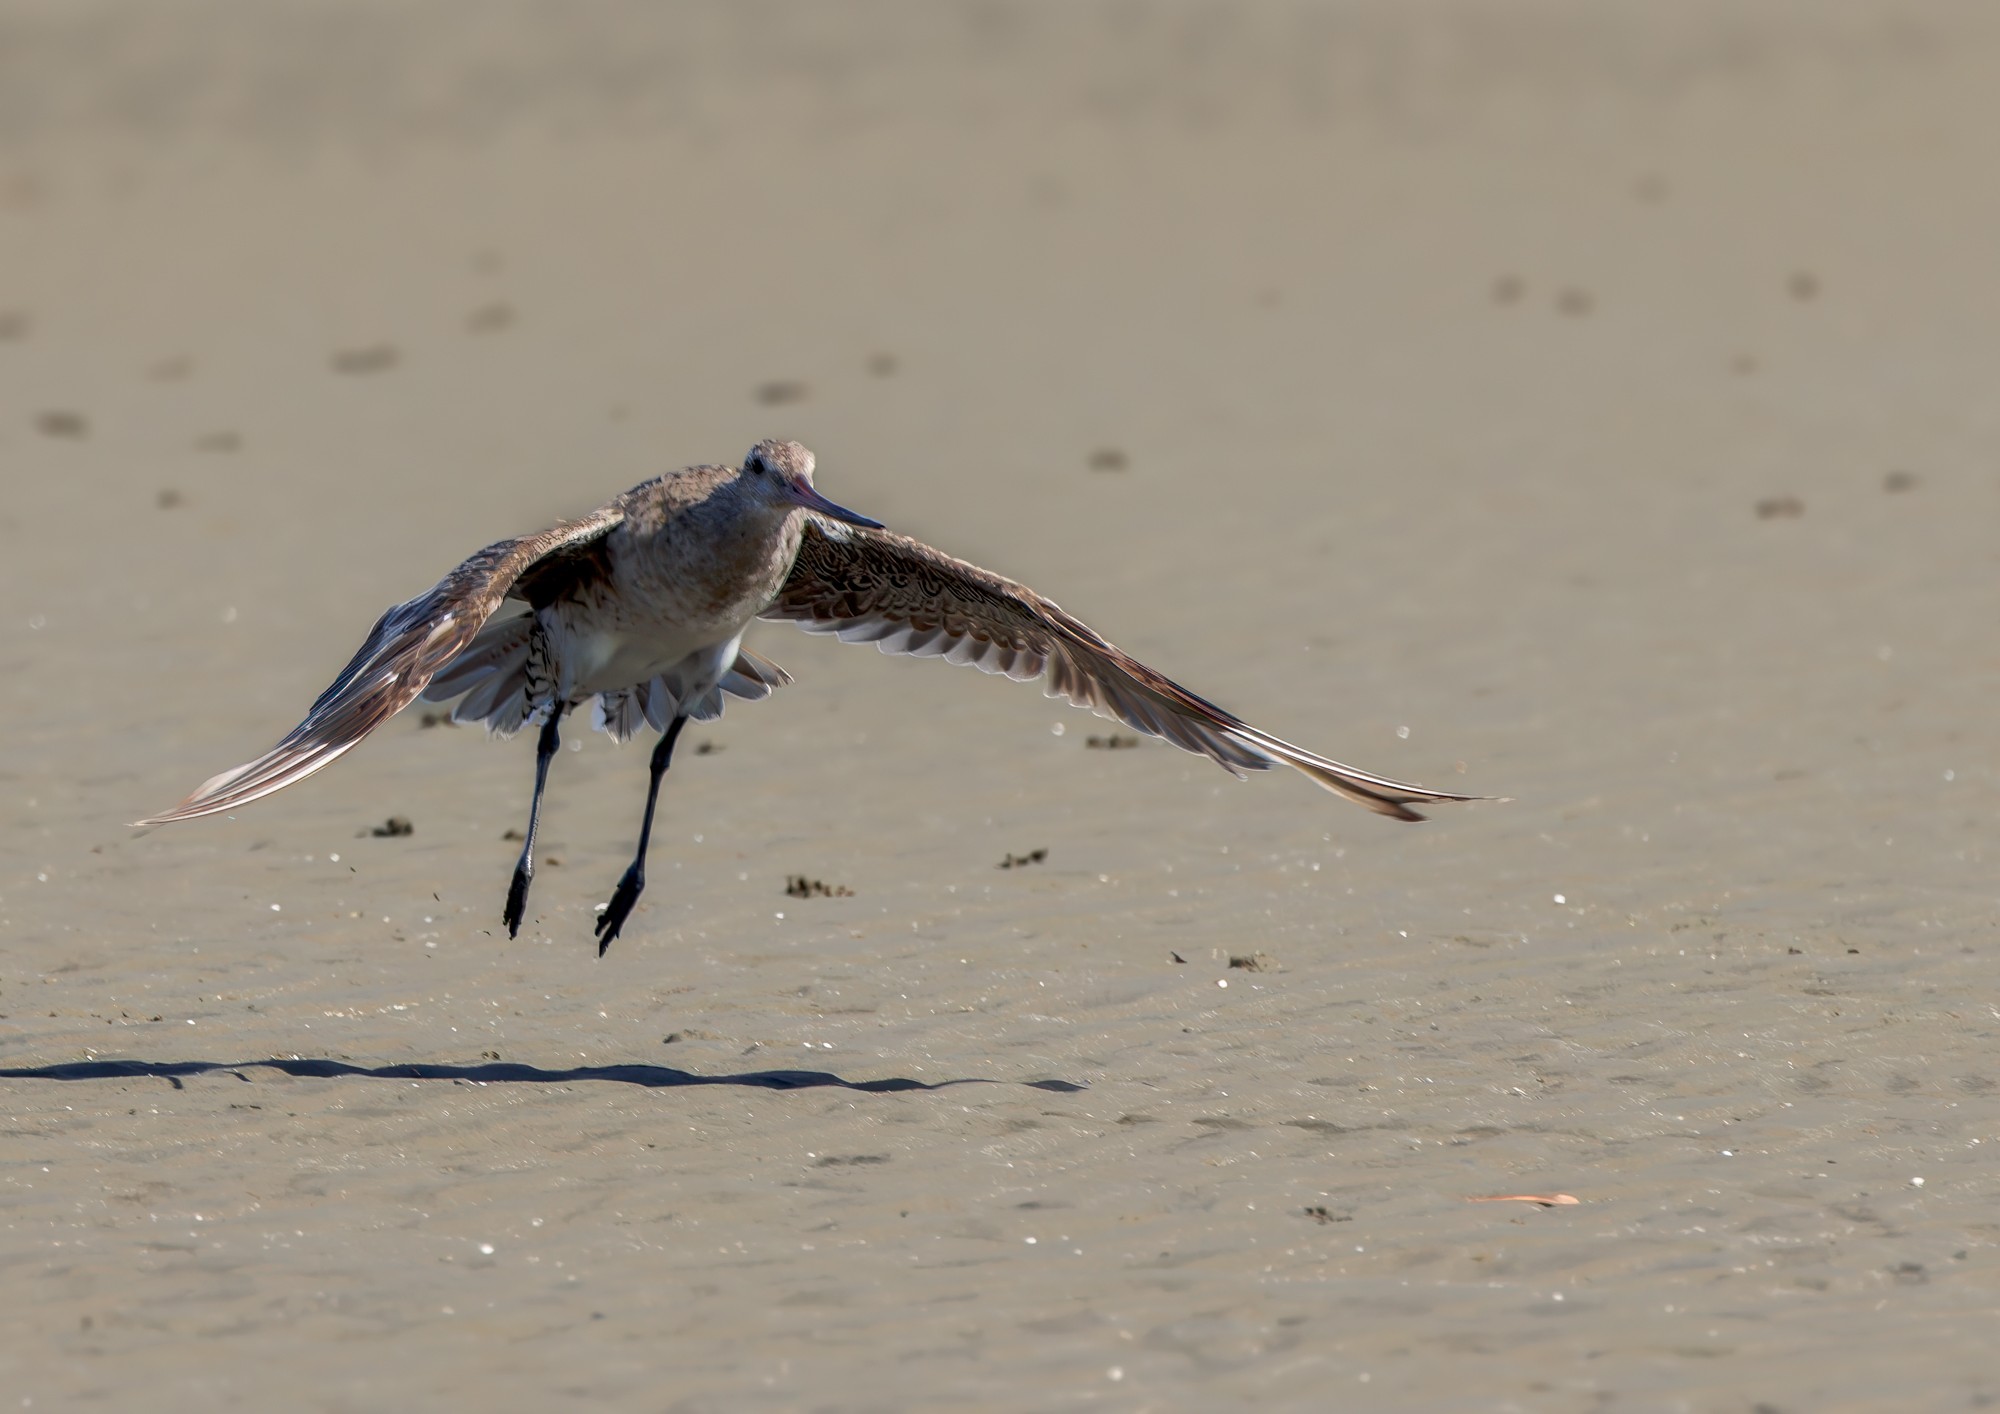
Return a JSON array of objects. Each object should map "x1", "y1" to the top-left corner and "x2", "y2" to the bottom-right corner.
[{"x1": 741, "y1": 439, "x2": 881, "y2": 529}]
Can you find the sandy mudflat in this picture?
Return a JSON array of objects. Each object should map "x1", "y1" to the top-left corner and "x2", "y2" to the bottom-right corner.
[{"x1": 4, "y1": 2, "x2": 2000, "y2": 1409}]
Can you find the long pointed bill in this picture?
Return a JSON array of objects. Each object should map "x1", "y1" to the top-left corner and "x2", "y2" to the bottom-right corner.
[{"x1": 787, "y1": 480, "x2": 883, "y2": 529}]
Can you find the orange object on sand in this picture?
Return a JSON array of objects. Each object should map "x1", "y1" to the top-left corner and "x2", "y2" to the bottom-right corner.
[{"x1": 1466, "y1": 1193, "x2": 1580, "y2": 1206}]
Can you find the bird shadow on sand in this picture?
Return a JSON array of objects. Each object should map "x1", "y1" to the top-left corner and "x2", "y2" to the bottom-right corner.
[{"x1": 0, "y1": 1056, "x2": 1088, "y2": 1095}]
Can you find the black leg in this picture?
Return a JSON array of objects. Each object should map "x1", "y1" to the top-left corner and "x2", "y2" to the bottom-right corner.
[
  {"x1": 594, "y1": 715, "x2": 688, "y2": 956},
  {"x1": 502, "y1": 700, "x2": 565, "y2": 938}
]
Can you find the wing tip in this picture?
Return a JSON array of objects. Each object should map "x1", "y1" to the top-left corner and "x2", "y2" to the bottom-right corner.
[
  {"x1": 1281, "y1": 752, "x2": 1500, "y2": 822},
  {"x1": 131, "y1": 792, "x2": 229, "y2": 828},
  {"x1": 1382, "y1": 789, "x2": 1505, "y2": 822},
  {"x1": 130, "y1": 797, "x2": 231, "y2": 828}
]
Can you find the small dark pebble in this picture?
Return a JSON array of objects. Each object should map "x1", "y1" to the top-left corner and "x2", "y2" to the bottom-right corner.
[
  {"x1": 371, "y1": 816, "x2": 414, "y2": 838},
  {"x1": 465, "y1": 302, "x2": 514, "y2": 334},
  {"x1": 1087, "y1": 734, "x2": 1139, "y2": 750},
  {"x1": 36, "y1": 410, "x2": 88, "y2": 439},
  {"x1": 866, "y1": 352, "x2": 898, "y2": 377},
  {"x1": 544, "y1": 856, "x2": 561, "y2": 867},
  {"x1": 156, "y1": 488, "x2": 186, "y2": 510},
  {"x1": 1088, "y1": 447, "x2": 1128, "y2": 472},
  {"x1": 998, "y1": 848, "x2": 1048, "y2": 870},
  {"x1": 662, "y1": 1033, "x2": 682, "y2": 1045},
  {"x1": 194, "y1": 431, "x2": 241, "y2": 453},
  {"x1": 418, "y1": 711, "x2": 456, "y2": 728},
  {"x1": 1883, "y1": 470, "x2": 1919, "y2": 493},
  {"x1": 785, "y1": 875, "x2": 854, "y2": 899},
  {"x1": 1228, "y1": 952, "x2": 1277, "y2": 972},
  {"x1": 1890, "y1": 1262, "x2": 1927, "y2": 1285},
  {"x1": 331, "y1": 344, "x2": 399, "y2": 375},
  {"x1": 756, "y1": 379, "x2": 809, "y2": 406},
  {"x1": 501, "y1": 828, "x2": 525, "y2": 841},
  {"x1": 481, "y1": 1050, "x2": 501, "y2": 1060},
  {"x1": 1303, "y1": 1206, "x2": 1349, "y2": 1224},
  {"x1": 814, "y1": 1154, "x2": 889, "y2": 1167},
  {"x1": 1756, "y1": 495, "x2": 1805, "y2": 519},
  {"x1": 1170, "y1": 951, "x2": 1188, "y2": 965},
  {"x1": 694, "y1": 740, "x2": 722, "y2": 755}
]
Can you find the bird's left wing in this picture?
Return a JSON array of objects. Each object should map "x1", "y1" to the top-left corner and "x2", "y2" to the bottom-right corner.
[
  {"x1": 135, "y1": 507, "x2": 625, "y2": 825},
  {"x1": 762, "y1": 521, "x2": 1486, "y2": 820}
]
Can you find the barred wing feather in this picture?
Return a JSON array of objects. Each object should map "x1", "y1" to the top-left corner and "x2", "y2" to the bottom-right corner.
[
  {"x1": 134, "y1": 509, "x2": 624, "y2": 825},
  {"x1": 762, "y1": 522, "x2": 1482, "y2": 821}
]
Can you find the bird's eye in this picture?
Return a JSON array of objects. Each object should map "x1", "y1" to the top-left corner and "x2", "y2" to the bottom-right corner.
[{"x1": 749, "y1": 459, "x2": 764, "y2": 476}]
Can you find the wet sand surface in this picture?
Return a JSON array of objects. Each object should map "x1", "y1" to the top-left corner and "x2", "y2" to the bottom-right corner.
[{"x1": 4, "y1": 3, "x2": 2000, "y2": 1409}]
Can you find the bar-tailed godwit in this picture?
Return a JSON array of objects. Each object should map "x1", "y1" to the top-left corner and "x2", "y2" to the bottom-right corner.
[{"x1": 138, "y1": 440, "x2": 1485, "y2": 951}]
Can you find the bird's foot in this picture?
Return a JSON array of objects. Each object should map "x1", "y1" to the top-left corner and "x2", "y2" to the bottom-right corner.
[
  {"x1": 594, "y1": 867, "x2": 645, "y2": 956},
  {"x1": 503, "y1": 861, "x2": 534, "y2": 939}
]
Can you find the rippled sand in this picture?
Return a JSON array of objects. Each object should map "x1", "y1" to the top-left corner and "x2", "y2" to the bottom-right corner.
[{"x1": 5, "y1": 3, "x2": 1999, "y2": 1408}]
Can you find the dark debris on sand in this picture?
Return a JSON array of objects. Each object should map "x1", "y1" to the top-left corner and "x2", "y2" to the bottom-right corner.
[
  {"x1": 331, "y1": 344, "x2": 399, "y2": 375},
  {"x1": 35, "y1": 410, "x2": 88, "y2": 438},
  {"x1": 786, "y1": 875, "x2": 854, "y2": 899},
  {"x1": 756, "y1": 379, "x2": 808, "y2": 406},
  {"x1": 465, "y1": 302, "x2": 514, "y2": 334}
]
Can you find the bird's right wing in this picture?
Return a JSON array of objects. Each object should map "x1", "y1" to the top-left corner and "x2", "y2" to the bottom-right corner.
[
  {"x1": 762, "y1": 521, "x2": 1486, "y2": 820},
  {"x1": 135, "y1": 507, "x2": 625, "y2": 825}
]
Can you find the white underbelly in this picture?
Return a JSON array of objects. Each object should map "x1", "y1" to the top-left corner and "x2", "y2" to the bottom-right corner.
[{"x1": 566, "y1": 619, "x2": 746, "y2": 700}]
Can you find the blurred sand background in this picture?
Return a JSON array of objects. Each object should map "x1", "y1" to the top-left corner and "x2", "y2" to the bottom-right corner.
[{"x1": 4, "y1": 1, "x2": 2000, "y2": 1409}]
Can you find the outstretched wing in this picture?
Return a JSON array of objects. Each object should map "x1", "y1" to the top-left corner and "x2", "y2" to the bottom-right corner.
[
  {"x1": 135, "y1": 508, "x2": 625, "y2": 825},
  {"x1": 762, "y1": 522, "x2": 1485, "y2": 820}
]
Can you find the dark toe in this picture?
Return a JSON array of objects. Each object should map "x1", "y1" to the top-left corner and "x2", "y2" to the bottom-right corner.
[
  {"x1": 594, "y1": 874, "x2": 644, "y2": 953},
  {"x1": 504, "y1": 870, "x2": 533, "y2": 938}
]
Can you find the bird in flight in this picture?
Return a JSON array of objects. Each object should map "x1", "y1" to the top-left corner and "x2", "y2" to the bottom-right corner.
[{"x1": 138, "y1": 440, "x2": 1484, "y2": 952}]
